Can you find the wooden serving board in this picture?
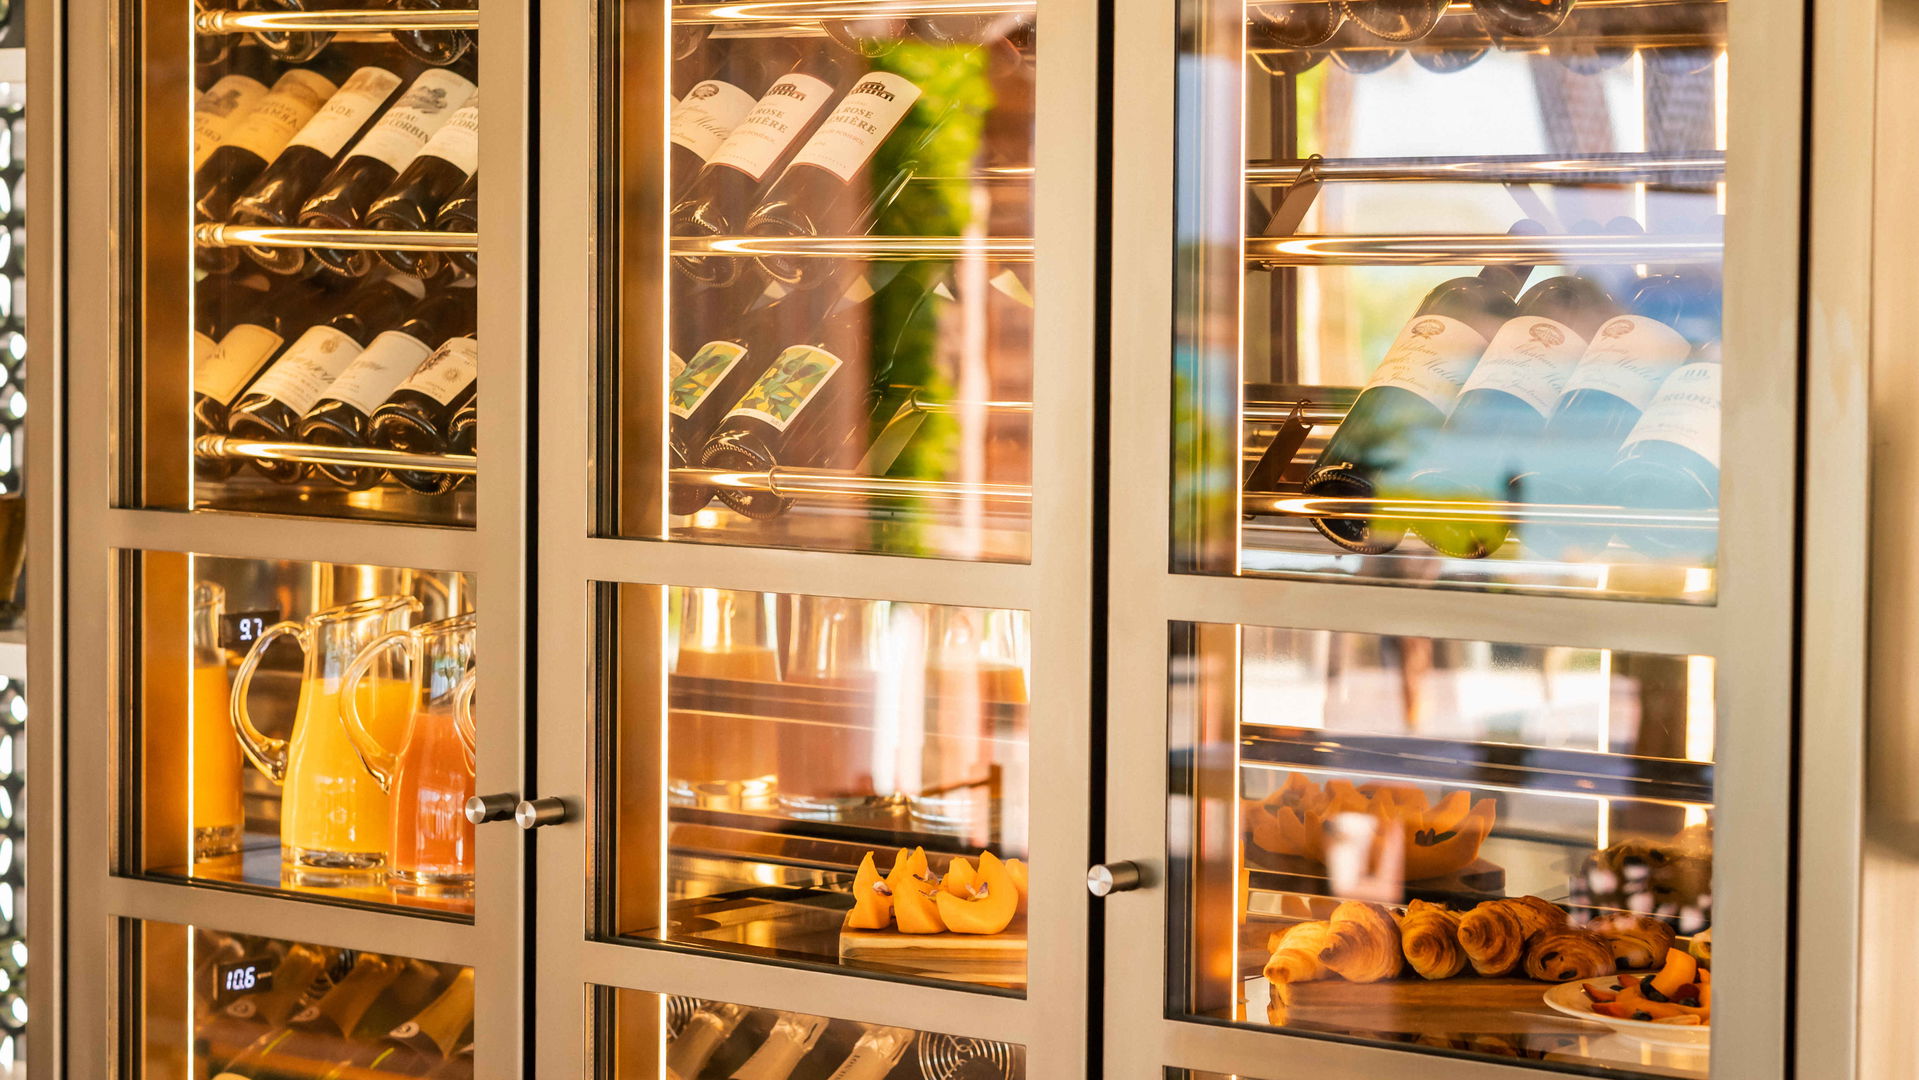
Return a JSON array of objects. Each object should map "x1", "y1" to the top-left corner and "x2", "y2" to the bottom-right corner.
[
  {"x1": 1258, "y1": 974, "x2": 1601, "y2": 1038},
  {"x1": 839, "y1": 921, "x2": 1026, "y2": 986}
]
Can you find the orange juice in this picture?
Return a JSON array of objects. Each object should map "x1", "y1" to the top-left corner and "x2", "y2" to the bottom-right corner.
[
  {"x1": 280, "y1": 675, "x2": 415, "y2": 865},
  {"x1": 190, "y1": 662, "x2": 244, "y2": 858},
  {"x1": 387, "y1": 701, "x2": 476, "y2": 887},
  {"x1": 672, "y1": 646, "x2": 781, "y2": 795}
]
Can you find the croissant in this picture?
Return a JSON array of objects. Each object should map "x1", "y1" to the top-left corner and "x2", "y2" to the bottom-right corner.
[
  {"x1": 1318, "y1": 901, "x2": 1403, "y2": 983},
  {"x1": 1523, "y1": 926, "x2": 1618, "y2": 982},
  {"x1": 1588, "y1": 912, "x2": 1676, "y2": 969},
  {"x1": 1399, "y1": 900, "x2": 1467, "y2": 980},
  {"x1": 1263, "y1": 921, "x2": 1334, "y2": 986},
  {"x1": 1458, "y1": 901, "x2": 1527, "y2": 976},
  {"x1": 1509, "y1": 896, "x2": 1568, "y2": 936}
]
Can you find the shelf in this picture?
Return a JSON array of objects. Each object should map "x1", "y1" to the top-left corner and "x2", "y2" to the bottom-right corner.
[
  {"x1": 196, "y1": 435, "x2": 477, "y2": 477},
  {"x1": 1239, "y1": 723, "x2": 1714, "y2": 805},
  {"x1": 670, "y1": 234, "x2": 1033, "y2": 261},
  {"x1": 1243, "y1": 490, "x2": 1716, "y2": 530},
  {"x1": 674, "y1": 466, "x2": 1029, "y2": 506},
  {"x1": 671, "y1": 0, "x2": 1033, "y2": 24},
  {"x1": 1244, "y1": 233, "x2": 1721, "y2": 267},
  {"x1": 1246, "y1": 151, "x2": 1724, "y2": 187},
  {"x1": 195, "y1": 9, "x2": 480, "y2": 33},
  {"x1": 194, "y1": 223, "x2": 478, "y2": 253}
]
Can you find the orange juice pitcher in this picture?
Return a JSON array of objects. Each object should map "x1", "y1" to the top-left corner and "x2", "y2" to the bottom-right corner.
[
  {"x1": 191, "y1": 582, "x2": 244, "y2": 860},
  {"x1": 669, "y1": 588, "x2": 781, "y2": 809},
  {"x1": 338, "y1": 612, "x2": 479, "y2": 892},
  {"x1": 230, "y1": 594, "x2": 422, "y2": 881}
]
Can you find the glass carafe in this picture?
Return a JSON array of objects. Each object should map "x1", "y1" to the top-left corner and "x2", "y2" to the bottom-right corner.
[
  {"x1": 915, "y1": 606, "x2": 1029, "y2": 845},
  {"x1": 339, "y1": 612, "x2": 480, "y2": 892},
  {"x1": 230, "y1": 594, "x2": 423, "y2": 882},
  {"x1": 776, "y1": 595, "x2": 887, "y2": 819},
  {"x1": 669, "y1": 588, "x2": 781, "y2": 810},
  {"x1": 191, "y1": 581, "x2": 245, "y2": 860}
]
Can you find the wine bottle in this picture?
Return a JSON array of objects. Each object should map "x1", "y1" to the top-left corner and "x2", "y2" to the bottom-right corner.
[
  {"x1": 665, "y1": 1001, "x2": 749, "y2": 1080},
  {"x1": 213, "y1": 953, "x2": 407, "y2": 1079},
  {"x1": 298, "y1": 68, "x2": 479, "y2": 278},
  {"x1": 368, "y1": 334, "x2": 479, "y2": 494},
  {"x1": 424, "y1": 172, "x2": 479, "y2": 280},
  {"x1": 447, "y1": 397, "x2": 476, "y2": 491},
  {"x1": 669, "y1": 42, "x2": 775, "y2": 202},
  {"x1": 425, "y1": 1042, "x2": 474, "y2": 1080},
  {"x1": 197, "y1": 945, "x2": 330, "y2": 1073},
  {"x1": 741, "y1": 71, "x2": 935, "y2": 290},
  {"x1": 1248, "y1": 2, "x2": 1343, "y2": 46},
  {"x1": 300, "y1": 287, "x2": 477, "y2": 487},
  {"x1": 1406, "y1": 273, "x2": 1619, "y2": 558},
  {"x1": 821, "y1": 1026, "x2": 915, "y2": 1080},
  {"x1": 194, "y1": 68, "x2": 339, "y2": 225},
  {"x1": 728, "y1": 1012, "x2": 829, "y2": 1080},
  {"x1": 1602, "y1": 346, "x2": 1722, "y2": 564},
  {"x1": 669, "y1": 49, "x2": 850, "y2": 288},
  {"x1": 236, "y1": 0, "x2": 339, "y2": 63},
  {"x1": 392, "y1": 0, "x2": 475, "y2": 67},
  {"x1": 194, "y1": 275, "x2": 326, "y2": 438},
  {"x1": 227, "y1": 276, "x2": 424, "y2": 481},
  {"x1": 1336, "y1": 0, "x2": 1443, "y2": 40},
  {"x1": 228, "y1": 65, "x2": 407, "y2": 276},
  {"x1": 334, "y1": 967, "x2": 476, "y2": 1077},
  {"x1": 363, "y1": 91, "x2": 482, "y2": 275},
  {"x1": 1470, "y1": 0, "x2": 1573, "y2": 36},
  {"x1": 701, "y1": 267, "x2": 938, "y2": 519},
  {"x1": 193, "y1": 74, "x2": 270, "y2": 171},
  {"x1": 1514, "y1": 272, "x2": 1719, "y2": 561},
  {"x1": 1302, "y1": 259, "x2": 1532, "y2": 554}
]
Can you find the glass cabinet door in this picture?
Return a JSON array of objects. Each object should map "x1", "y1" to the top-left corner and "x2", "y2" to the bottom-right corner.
[{"x1": 1106, "y1": 0, "x2": 1802, "y2": 1076}]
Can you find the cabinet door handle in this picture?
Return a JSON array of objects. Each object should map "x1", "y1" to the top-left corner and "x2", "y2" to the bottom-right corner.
[
  {"x1": 515, "y1": 797, "x2": 569, "y2": 829},
  {"x1": 464, "y1": 793, "x2": 520, "y2": 825},
  {"x1": 1086, "y1": 861, "x2": 1146, "y2": 896}
]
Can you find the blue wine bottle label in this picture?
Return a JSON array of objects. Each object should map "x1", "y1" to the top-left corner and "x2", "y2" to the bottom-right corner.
[
  {"x1": 1562, "y1": 315, "x2": 1691, "y2": 412},
  {"x1": 1621, "y1": 362, "x2": 1721, "y2": 467},
  {"x1": 1365, "y1": 313, "x2": 1487, "y2": 412},
  {"x1": 724, "y1": 345, "x2": 843, "y2": 432},
  {"x1": 1459, "y1": 315, "x2": 1588, "y2": 417}
]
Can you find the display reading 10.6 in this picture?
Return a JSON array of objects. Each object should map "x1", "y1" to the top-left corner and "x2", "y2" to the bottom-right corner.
[{"x1": 213, "y1": 957, "x2": 274, "y2": 1004}]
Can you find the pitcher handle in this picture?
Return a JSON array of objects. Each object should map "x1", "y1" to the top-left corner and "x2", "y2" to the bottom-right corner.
[
  {"x1": 339, "y1": 630, "x2": 412, "y2": 793},
  {"x1": 230, "y1": 620, "x2": 305, "y2": 784},
  {"x1": 453, "y1": 669, "x2": 478, "y2": 777}
]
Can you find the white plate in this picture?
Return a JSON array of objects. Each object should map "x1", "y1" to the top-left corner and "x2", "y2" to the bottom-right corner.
[{"x1": 1542, "y1": 976, "x2": 1710, "y2": 1048}]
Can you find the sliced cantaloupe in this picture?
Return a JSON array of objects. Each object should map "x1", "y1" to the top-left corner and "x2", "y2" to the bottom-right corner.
[
  {"x1": 1004, "y1": 857, "x2": 1029, "y2": 915},
  {"x1": 844, "y1": 851, "x2": 893, "y2": 930},
  {"x1": 942, "y1": 857, "x2": 976, "y2": 898},
  {"x1": 936, "y1": 851, "x2": 1019, "y2": 935},
  {"x1": 891, "y1": 847, "x2": 946, "y2": 934}
]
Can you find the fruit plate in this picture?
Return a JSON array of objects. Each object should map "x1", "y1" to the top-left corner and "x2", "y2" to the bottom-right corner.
[{"x1": 1542, "y1": 977, "x2": 1710, "y2": 1048}]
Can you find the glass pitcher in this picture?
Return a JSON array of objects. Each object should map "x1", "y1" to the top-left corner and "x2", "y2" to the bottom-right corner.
[
  {"x1": 338, "y1": 612, "x2": 479, "y2": 892},
  {"x1": 191, "y1": 581, "x2": 244, "y2": 860},
  {"x1": 669, "y1": 588, "x2": 780, "y2": 810},
  {"x1": 914, "y1": 606, "x2": 1030, "y2": 845},
  {"x1": 777, "y1": 595, "x2": 888, "y2": 819},
  {"x1": 230, "y1": 594, "x2": 422, "y2": 881}
]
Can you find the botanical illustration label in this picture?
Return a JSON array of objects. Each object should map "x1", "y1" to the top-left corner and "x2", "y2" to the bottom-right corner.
[
  {"x1": 790, "y1": 71, "x2": 922, "y2": 182},
  {"x1": 1561, "y1": 315, "x2": 1693, "y2": 413},
  {"x1": 705, "y1": 74, "x2": 834, "y2": 181},
  {"x1": 1363, "y1": 313, "x2": 1488, "y2": 413},
  {"x1": 1621, "y1": 362, "x2": 1722, "y2": 468},
  {"x1": 669, "y1": 80, "x2": 757, "y2": 162},
  {"x1": 288, "y1": 66, "x2": 403, "y2": 158},
  {"x1": 667, "y1": 340, "x2": 746, "y2": 419},
  {"x1": 724, "y1": 345, "x2": 843, "y2": 432},
  {"x1": 349, "y1": 69, "x2": 477, "y2": 172},
  {"x1": 1459, "y1": 314, "x2": 1589, "y2": 418}
]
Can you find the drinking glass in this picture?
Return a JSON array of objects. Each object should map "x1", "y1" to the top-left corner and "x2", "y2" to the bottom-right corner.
[
  {"x1": 230, "y1": 594, "x2": 422, "y2": 881},
  {"x1": 669, "y1": 588, "x2": 780, "y2": 809},
  {"x1": 776, "y1": 595, "x2": 888, "y2": 819},
  {"x1": 191, "y1": 581, "x2": 244, "y2": 860},
  {"x1": 339, "y1": 612, "x2": 480, "y2": 892},
  {"x1": 914, "y1": 606, "x2": 1029, "y2": 843}
]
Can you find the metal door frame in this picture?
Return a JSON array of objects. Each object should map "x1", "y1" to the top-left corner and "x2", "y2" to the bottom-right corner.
[{"x1": 1102, "y1": 0, "x2": 1832, "y2": 1075}]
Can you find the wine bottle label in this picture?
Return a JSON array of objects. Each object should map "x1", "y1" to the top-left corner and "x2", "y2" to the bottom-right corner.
[
  {"x1": 1362, "y1": 313, "x2": 1487, "y2": 413},
  {"x1": 724, "y1": 345, "x2": 843, "y2": 432},
  {"x1": 288, "y1": 66, "x2": 404, "y2": 158},
  {"x1": 731, "y1": 1013, "x2": 830, "y2": 1080},
  {"x1": 791, "y1": 72, "x2": 922, "y2": 182},
  {"x1": 419, "y1": 92, "x2": 481, "y2": 175},
  {"x1": 1459, "y1": 314, "x2": 1588, "y2": 418},
  {"x1": 669, "y1": 350, "x2": 688, "y2": 382},
  {"x1": 991, "y1": 267, "x2": 1036, "y2": 309},
  {"x1": 193, "y1": 74, "x2": 269, "y2": 168},
  {"x1": 317, "y1": 330, "x2": 435, "y2": 415},
  {"x1": 246, "y1": 325, "x2": 365, "y2": 415},
  {"x1": 823, "y1": 1028, "x2": 915, "y2": 1080},
  {"x1": 193, "y1": 329, "x2": 219, "y2": 370},
  {"x1": 396, "y1": 336, "x2": 478, "y2": 405},
  {"x1": 668, "y1": 341, "x2": 746, "y2": 419},
  {"x1": 1560, "y1": 314, "x2": 1692, "y2": 413},
  {"x1": 349, "y1": 69, "x2": 478, "y2": 172},
  {"x1": 670, "y1": 80, "x2": 758, "y2": 162},
  {"x1": 1620, "y1": 362, "x2": 1721, "y2": 468},
  {"x1": 194, "y1": 323, "x2": 284, "y2": 406},
  {"x1": 221, "y1": 69, "x2": 338, "y2": 164},
  {"x1": 706, "y1": 74, "x2": 835, "y2": 181}
]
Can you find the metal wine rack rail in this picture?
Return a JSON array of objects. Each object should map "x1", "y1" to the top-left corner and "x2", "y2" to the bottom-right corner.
[
  {"x1": 194, "y1": 223, "x2": 478, "y2": 253},
  {"x1": 195, "y1": 9, "x2": 481, "y2": 33},
  {"x1": 195, "y1": 435, "x2": 478, "y2": 477}
]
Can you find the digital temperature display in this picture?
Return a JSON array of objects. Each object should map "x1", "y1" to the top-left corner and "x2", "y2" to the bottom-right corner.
[
  {"x1": 218, "y1": 609, "x2": 281, "y2": 653},
  {"x1": 213, "y1": 957, "x2": 274, "y2": 1004}
]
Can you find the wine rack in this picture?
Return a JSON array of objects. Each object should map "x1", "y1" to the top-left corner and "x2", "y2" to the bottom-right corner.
[
  {"x1": 195, "y1": 434, "x2": 477, "y2": 478},
  {"x1": 194, "y1": 223, "x2": 478, "y2": 252},
  {"x1": 194, "y1": 9, "x2": 481, "y2": 34}
]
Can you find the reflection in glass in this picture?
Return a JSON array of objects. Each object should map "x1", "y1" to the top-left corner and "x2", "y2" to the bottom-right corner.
[
  {"x1": 611, "y1": 585, "x2": 1030, "y2": 990},
  {"x1": 1177, "y1": 0, "x2": 1730, "y2": 600},
  {"x1": 598, "y1": 987, "x2": 1025, "y2": 1080},
  {"x1": 135, "y1": 920, "x2": 474, "y2": 1079},
  {"x1": 136, "y1": 552, "x2": 478, "y2": 916},
  {"x1": 1172, "y1": 623, "x2": 1712, "y2": 1077}
]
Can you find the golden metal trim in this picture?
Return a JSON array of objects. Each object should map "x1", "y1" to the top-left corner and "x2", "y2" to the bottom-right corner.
[
  {"x1": 668, "y1": 235, "x2": 1035, "y2": 260},
  {"x1": 672, "y1": 0, "x2": 1031, "y2": 24},
  {"x1": 1245, "y1": 233, "x2": 1723, "y2": 266},
  {"x1": 195, "y1": 435, "x2": 479, "y2": 477},
  {"x1": 195, "y1": 223, "x2": 480, "y2": 252},
  {"x1": 194, "y1": 9, "x2": 481, "y2": 33},
  {"x1": 1246, "y1": 152, "x2": 1726, "y2": 186},
  {"x1": 1243, "y1": 493, "x2": 1719, "y2": 529},
  {"x1": 672, "y1": 466, "x2": 1030, "y2": 504}
]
